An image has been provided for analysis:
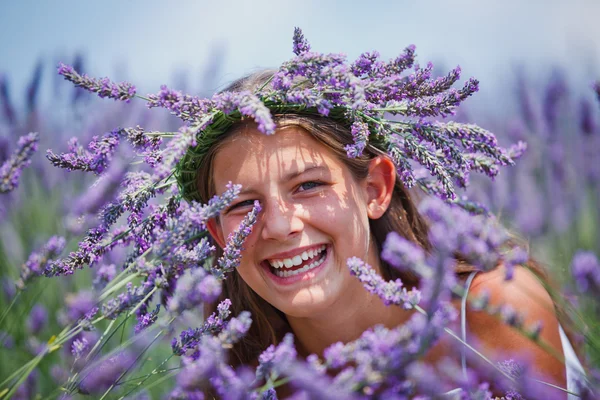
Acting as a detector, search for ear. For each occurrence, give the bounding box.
[207,218,226,249]
[365,156,396,220]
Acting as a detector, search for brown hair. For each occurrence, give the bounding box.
[194,71,575,377]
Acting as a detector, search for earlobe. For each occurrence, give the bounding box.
[207,218,226,249]
[366,156,396,220]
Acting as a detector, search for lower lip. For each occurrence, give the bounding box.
[262,246,329,286]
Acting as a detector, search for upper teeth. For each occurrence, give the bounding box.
[268,245,326,269]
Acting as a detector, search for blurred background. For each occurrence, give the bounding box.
[1,0,599,397]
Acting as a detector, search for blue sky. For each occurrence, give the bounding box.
[1,0,599,111]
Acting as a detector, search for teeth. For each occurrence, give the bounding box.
[273,252,326,278]
[268,245,327,269]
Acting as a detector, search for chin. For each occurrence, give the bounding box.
[276,287,340,318]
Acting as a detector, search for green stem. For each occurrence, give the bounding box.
[0,291,21,328]
[134,94,152,102]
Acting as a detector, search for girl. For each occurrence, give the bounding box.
[180,69,583,398]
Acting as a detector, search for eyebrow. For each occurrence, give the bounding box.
[236,165,328,196]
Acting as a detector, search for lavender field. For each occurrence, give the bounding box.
[1,4,600,398]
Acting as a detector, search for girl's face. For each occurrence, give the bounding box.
[208,124,391,318]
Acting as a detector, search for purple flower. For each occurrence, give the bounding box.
[256,333,297,382]
[93,263,117,290]
[60,290,97,324]
[44,227,106,276]
[217,311,252,346]
[71,337,89,359]
[381,231,426,273]
[168,268,223,315]
[292,27,311,55]
[27,304,48,335]
[146,84,212,122]
[78,351,136,394]
[0,73,16,125]
[18,235,66,288]
[46,130,120,175]
[213,90,276,134]
[344,119,370,158]
[0,132,39,194]
[214,201,261,279]
[171,299,233,356]
[57,62,136,102]
[134,304,160,334]
[347,256,421,309]
[102,282,154,320]
[571,250,600,296]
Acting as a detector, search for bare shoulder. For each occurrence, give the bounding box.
[464,264,567,388]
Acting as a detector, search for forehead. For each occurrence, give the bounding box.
[211,125,343,190]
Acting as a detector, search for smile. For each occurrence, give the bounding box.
[267,245,327,269]
[262,244,329,282]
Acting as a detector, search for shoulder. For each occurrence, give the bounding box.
[464,264,567,387]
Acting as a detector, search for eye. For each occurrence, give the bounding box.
[296,181,324,192]
[227,199,256,212]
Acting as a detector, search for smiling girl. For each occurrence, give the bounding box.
[175,67,588,397]
[161,27,591,397]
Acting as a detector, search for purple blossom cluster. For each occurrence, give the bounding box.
[169,311,255,399]
[167,267,222,315]
[18,235,66,288]
[214,200,261,279]
[53,27,522,206]
[0,132,39,193]
[57,62,136,102]
[171,298,233,356]
[571,251,600,296]
[46,131,120,175]
[4,27,597,400]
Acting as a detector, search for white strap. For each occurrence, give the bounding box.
[461,271,478,379]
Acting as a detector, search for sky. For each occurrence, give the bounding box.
[0,0,599,112]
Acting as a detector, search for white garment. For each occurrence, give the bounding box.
[458,271,586,399]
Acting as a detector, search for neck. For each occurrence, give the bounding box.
[285,280,414,359]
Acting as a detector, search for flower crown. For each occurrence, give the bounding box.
[53,27,525,214]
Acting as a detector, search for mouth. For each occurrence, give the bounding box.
[261,244,329,281]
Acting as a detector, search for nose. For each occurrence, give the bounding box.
[260,198,304,242]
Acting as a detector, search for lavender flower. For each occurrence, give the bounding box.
[78,351,136,394]
[46,130,120,175]
[102,282,154,320]
[168,268,223,315]
[26,304,48,335]
[0,132,39,194]
[93,263,117,291]
[146,84,212,122]
[134,304,160,334]
[594,81,600,104]
[213,90,276,134]
[217,311,252,346]
[59,290,97,325]
[214,200,261,279]
[347,256,421,308]
[292,26,311,55]
[71,337,89,360]
[171,299,233,357]
[256,333,297,382]
[18,235,66,288]
[344,119,370,158]
[58,62,136,102]
[44,227,106,276]
[0,73,16,125]
[571,250,600,296]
